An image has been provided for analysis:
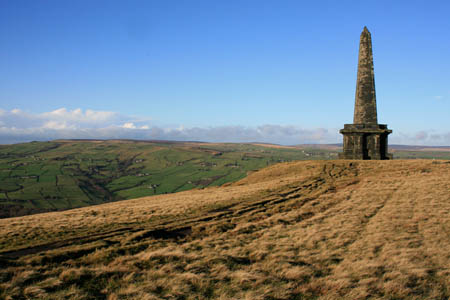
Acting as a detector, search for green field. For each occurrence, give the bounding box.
[0,140,339,218]
[0,140,448,218]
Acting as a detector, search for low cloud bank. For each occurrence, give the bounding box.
[389,131,450,146]
[0,108,449,146]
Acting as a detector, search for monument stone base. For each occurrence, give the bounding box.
[339,124,392,160]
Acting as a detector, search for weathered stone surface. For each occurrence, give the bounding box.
[340,27,392,160]
[354,27,378,125]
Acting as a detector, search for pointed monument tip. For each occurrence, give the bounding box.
[361,26,371,38]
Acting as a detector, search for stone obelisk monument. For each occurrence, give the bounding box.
[339,27,392,160]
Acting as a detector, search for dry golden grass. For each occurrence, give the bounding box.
[0,159,449,299]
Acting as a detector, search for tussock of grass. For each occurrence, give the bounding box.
[0,160,449,299]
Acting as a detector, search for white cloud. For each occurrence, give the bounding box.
[414,131,428,141]
[41,108,118,125]
[390,130,450,146]
[42,121,71,130]
[122,122,136,129]
[0,107,449,146]
[122,122,151,130]
[434,96,443,100]
[0,107,143,130]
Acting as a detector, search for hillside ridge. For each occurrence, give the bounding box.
[2,140,450,219]
[0,159,449,299]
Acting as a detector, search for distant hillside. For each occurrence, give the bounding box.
[296,143,450,152]
[1,140,449,218]
[0,160,448,299]
[389,144,450,151]
[0,140,337,218]
[296,143,450,159]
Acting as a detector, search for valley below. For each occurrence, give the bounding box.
[0,140,336,218]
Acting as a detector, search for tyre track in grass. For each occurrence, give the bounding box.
[0,163,356,261]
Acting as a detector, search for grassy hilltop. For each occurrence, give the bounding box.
[0,140,337,218]
[0,159,449,299]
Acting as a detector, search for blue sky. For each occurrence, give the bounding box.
[0,0,449,145]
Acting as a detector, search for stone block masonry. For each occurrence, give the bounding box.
[340,27,392,160]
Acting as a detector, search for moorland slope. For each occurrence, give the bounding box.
[0,159,449,299]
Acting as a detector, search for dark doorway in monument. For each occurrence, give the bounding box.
[362,134,369,159]
[380,134,387,159]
